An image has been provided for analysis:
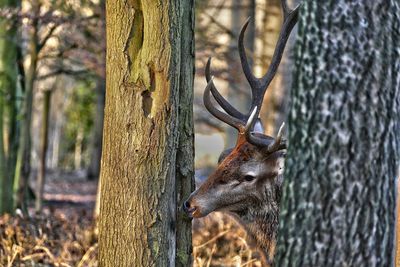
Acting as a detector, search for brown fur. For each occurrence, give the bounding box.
[186,139,285,265]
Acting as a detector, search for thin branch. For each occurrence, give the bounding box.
[36,69,90,80]
[202,12,236,38]
[38,23,59,52]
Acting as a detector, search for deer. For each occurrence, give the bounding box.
[183,1,299,265]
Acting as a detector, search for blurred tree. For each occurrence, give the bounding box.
[35,88,51,212]
[0,0,105,211]
[0,0,20,214]
[225,0,255,147]
[14,0,40,212]
[87,76,104,180]
[87,0,105,180]
[61,80,95,169]
[276,1,400,266]
[258,0,285,136]
[98,0,194,266]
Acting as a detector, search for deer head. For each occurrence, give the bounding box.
[184,1,299,264]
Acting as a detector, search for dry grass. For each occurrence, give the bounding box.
[0,212,97,267]
[0,210,260,267]
[193,212,262,267]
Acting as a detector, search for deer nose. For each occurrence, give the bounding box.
[183,200,196,214]
[183,200,190,212]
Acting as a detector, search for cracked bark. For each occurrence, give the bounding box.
[276,1,400,266]
[98,0,194,266]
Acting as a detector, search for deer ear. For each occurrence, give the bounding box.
[275,153,285,175]
[218,148,234,164]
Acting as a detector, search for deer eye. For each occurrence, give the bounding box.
[219,180,228,185]
[244,175,255,182]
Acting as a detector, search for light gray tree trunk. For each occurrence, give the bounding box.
[98,0,194,266]
[257,0,283,135]
[14,0,39,212]
[226,0,255,147]
[276,1,400,266]
[35,90,51,212]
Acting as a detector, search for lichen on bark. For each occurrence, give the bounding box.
[276,1,400,266]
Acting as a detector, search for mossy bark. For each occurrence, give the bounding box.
[0,0,20,214]
[276,1,400,266]
[87,77,105,180]
[98,0,194,266]
[14,1,39,212]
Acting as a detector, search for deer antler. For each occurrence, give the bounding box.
[203,77,244,131]
[204,0,299,153]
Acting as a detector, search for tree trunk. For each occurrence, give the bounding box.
[87,77,105,180]
[226,0,255,147]
[257,0,284,135]
[0,0,20,214]
[88,0,106,180]
[98,0,194,266]
[396,177,400,266]
[14,0,39,212]
[74,126,84,170]
[276,1,400,266]
[35,90,51,212]
[174,2,195,266]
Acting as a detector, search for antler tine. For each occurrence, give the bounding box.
[265,122,286,153]
[205,58,246,121]
[244,106,259,140]
[238,17,261,101]
[259,3,299,91]
[281,0,290,20]
[246,120,287,152]
[203,77,244,131]
[239,4,299,107]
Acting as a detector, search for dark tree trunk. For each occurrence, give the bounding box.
[35,90,51,212]
[98,0,194,266]
[87,0,105,181]
[0,0,20,214]
[14,0,39,212]
[174,2,195,265]
[276,1,400,266]
[87,77,105,180]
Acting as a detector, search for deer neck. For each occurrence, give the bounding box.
[245,208,279,265]
[232,182,281,265]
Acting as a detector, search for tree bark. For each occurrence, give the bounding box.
[14,0,39,212]
[174,2,195,266]
[226,0,255,147]
[257,0,284,135]
[98,0,194,266]
[35,90,51,212]
[87,77,105,180]
[87,0,106,180]
[276,1,400,266]
[0,0,20,214]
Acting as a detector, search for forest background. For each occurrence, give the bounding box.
[0,0,399,266]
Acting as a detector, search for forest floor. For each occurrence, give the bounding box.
[0,170,98,267]
[0,171,261,267]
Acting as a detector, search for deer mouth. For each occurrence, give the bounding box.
[191,208,202,218]
[183,204,200,218]
[186,207,204,218]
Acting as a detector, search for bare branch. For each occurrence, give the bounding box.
[36,69,90,81]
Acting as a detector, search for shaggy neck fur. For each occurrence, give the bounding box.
[231,180,281,266]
